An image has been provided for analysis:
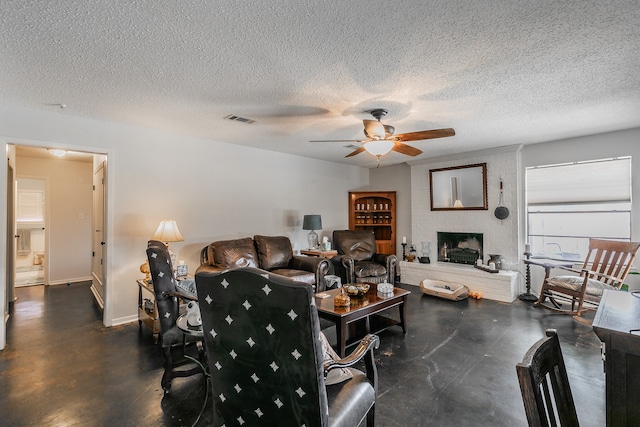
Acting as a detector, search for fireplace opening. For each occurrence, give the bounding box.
[437,232,483,265]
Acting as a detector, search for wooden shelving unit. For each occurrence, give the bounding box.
[349,191,396,255]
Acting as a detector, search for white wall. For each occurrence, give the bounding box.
[17,156,93,284]
[0,105,369,345]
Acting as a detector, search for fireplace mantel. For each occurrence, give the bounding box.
[399,261,519,303]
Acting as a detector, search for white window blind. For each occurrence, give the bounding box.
[527,157,631,205]
[526,156,632,260]
[17,190,45,222]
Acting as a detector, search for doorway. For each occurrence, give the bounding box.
[15,178,46,287]
[10,145,104,296]
[3,144,110,351]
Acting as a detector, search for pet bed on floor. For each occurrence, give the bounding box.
[420,279,469,301]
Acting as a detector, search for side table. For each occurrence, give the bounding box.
[300,249,338,259]
[176,312,209,426]
[521,257,574,302]
[137,278,160,343]
[176,313,204,338]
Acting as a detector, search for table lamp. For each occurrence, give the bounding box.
[151,219,184,269]
[303,214,322,250]
[152,220,184,246]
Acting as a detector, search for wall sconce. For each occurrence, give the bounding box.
[302,214,322,249]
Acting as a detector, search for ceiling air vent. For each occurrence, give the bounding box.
[224,114,255,124]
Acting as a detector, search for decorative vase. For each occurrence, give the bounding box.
[419,242,431,263]
[407,245,417,262]
[421,242,431,257]
[488,254,503,270]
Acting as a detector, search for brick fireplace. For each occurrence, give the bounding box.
[437,232,483,265]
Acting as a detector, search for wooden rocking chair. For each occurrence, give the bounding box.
[532,238,640,323]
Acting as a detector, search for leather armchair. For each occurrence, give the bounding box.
[332,230,397,284]
[195,267,380,426]
[195,235,331,291]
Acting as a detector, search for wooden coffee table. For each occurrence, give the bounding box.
[315,286,410,356]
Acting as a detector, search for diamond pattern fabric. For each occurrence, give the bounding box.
[196,268,328,426]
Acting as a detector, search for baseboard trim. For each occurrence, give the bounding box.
[48,276,92,286]
[89,284,104,309]
[112,315,138,326]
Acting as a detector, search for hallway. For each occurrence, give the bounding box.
[0,281,605,426]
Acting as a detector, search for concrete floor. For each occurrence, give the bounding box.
[0,281,605,426]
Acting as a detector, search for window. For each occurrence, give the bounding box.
[17,190,45,222]
[526,157,632,261]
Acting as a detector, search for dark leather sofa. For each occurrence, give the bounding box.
[195,235,332,291]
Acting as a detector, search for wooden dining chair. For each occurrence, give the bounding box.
[533,238,640,323]
[516,329,579,427]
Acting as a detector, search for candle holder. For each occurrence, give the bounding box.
[518,252,538,302]
[401,242,407,261]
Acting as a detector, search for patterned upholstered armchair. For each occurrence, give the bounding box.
[195,267,380,426]
[146,240,204,392]
[332,229,397,284]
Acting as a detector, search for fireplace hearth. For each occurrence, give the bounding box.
[437,232,483,265]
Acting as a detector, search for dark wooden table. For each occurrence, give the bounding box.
[315,287,410,356]
[593,290,640,426]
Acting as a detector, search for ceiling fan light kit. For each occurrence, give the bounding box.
[364,140,395,157]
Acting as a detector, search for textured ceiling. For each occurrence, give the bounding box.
[1,1,639,167]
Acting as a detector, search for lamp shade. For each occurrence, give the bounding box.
[302,214,322,231]
[152,220,184,243]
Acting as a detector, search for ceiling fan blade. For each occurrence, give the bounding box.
[345,147,366,158]
[363,119,386,140]
[393,128,456,142]
[392,143,423,156]
[309,139,366,142]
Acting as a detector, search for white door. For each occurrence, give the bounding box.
[90,162,106,308]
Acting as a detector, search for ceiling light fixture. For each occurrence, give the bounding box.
[363,140,394,158]
[48,149,67,157]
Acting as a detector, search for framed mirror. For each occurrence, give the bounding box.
[429,163,488,210]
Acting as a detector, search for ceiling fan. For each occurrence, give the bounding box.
[311,108,455,162]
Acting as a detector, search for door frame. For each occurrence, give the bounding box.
[90,160,106,308]
[0,138,114,350]
[5,158,15,316]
